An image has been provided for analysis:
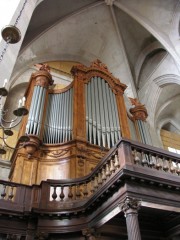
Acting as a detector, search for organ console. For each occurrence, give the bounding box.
[9,60,149,185]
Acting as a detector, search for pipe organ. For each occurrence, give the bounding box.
[10,60,149,185]
[85,77,121,148]
[27,85,47,137]
[43,87,73,144]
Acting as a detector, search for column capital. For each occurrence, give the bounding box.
[121,197,141,216]
[82,228,97,240]
[129,98,148,121]
[35,232,48,240]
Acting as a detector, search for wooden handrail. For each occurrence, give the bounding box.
[0,138,180,217]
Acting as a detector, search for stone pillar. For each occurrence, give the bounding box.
[82,229,97,240]
[121,197,141,240]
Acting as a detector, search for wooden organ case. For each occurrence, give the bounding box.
[10,60,131,185]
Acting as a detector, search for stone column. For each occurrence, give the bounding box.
[121,197,141,240]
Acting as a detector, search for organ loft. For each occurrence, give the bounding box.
[10,59,138,184]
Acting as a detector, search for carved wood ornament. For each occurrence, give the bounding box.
[129,97,148,121]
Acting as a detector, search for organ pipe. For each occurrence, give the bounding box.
[27,86,46,137]
[85,77,121,148]
[43,88,73,144]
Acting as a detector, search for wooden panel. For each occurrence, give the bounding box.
[116,94,131,138]
[73,74,86,141]
[37,160,71,184]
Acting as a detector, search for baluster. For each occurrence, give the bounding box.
[90,179,95,194]
[149,154,155,168]
[155,156,162,170]
[176,163,180,176]
[59,186,65,201]
[141,152,148,166]
[76,185,81,199]
[110,159,115,173]
[102,168,106,182]
[114,154,120,169]
[94,176,98,189]
[97,172,102,185]
[1,185,6,199]
[133,150,141,165]
[169,160,176,174]
[68,186,73,200]
[8,186,14,200]
[52,186,57,200]
[82,183,88,197]
[162,158,169,172]
[105,163,111,178]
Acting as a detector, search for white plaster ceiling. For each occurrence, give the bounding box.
[10,0,180,142]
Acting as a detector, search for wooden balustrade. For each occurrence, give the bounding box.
[0,181,17,201]
[47,152,120,203]
[0,138,179,215]
[130,140,180,176]
[0,180,32,213]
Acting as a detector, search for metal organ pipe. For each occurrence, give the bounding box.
[105,83,115,146]
[87,82,93,144]
[101,79,111,148]
[112,93,121,139]
[86,77,121,148]
[43,88,73,144]
[94,77,101,147]
[27,86,46,137]
[97,77,106,147]
[91,78,97,145]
